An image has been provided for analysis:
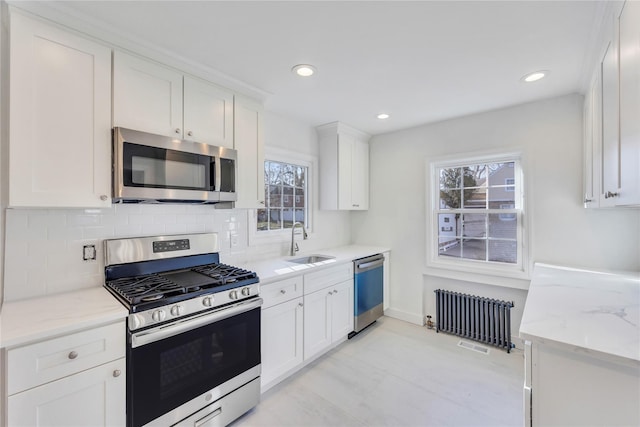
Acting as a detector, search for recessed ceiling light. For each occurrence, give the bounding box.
[521,70,548,83]
[377,113,390,119]
[292,64,316,77]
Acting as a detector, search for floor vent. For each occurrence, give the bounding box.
[458,340,490,354]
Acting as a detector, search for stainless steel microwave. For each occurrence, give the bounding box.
[112,127,237,204]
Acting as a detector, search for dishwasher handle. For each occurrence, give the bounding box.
[355,254,384,272]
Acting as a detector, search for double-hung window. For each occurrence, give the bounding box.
[257,159,310,232]
[429,153,526,277]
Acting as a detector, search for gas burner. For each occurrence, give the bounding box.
[141,294,164,302]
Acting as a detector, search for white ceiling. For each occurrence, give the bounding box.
[34,1,605,136]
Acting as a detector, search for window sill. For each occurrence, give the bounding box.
[424,263,530,290]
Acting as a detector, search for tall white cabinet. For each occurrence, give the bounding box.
[317,122,370,210]
[8,10,112,208]
[583,1,640,208]
[234,95,266,209]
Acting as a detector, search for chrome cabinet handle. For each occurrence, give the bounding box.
[187,131,193,137]
[604,191,619,199]
[298,302,303,307]
[175,128,181,134]
[100,195,108,201]
[280,289,286,294]
[584,198,593,203]
[113,369,121,378]
[68,351,78,360]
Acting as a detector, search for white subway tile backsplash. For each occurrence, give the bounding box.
[4,205,251,302]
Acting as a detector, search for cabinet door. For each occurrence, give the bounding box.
[303,288,332,361]
[234,95,265,208]
[330,279,354,342]
[600,35,621,207]
[583,71,601,208]
[9,12,111,208]
[183,76,234,148]
[618,0,640,206]
[337,133,355,210]
[351,138,370,210]
[261,297,303,389]
[8,358,126,427]
[113,50,183,138]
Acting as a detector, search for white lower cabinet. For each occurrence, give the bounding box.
[303,279,353,362]
[4,321,126,426]
[260,263,355,391]
[260,276,304,391]
[8,358,126,427]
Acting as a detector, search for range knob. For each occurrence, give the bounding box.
[241,287,251,296]
[170,305,183,317]
[202,296,214,307]
[151,309,166,322]
[129,314,143,330]
[229,290,239,300]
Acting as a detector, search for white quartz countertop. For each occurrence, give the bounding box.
[519,263,640,363]
[0,287,128,349]
[237,245,390,285]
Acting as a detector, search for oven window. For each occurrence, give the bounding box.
[128,306,260,427]
[124,142,212,191]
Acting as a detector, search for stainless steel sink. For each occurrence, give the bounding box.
[288,254,335,264]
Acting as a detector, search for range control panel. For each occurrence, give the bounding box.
[153,239,190,253]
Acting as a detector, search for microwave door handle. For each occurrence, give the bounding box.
[211,156,218,192]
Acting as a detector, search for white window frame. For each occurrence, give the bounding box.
[248,147,316,246]
[426,150,529,281]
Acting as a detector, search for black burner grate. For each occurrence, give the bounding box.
[193,264,258,284]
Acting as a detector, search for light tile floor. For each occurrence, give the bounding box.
[234,316,524,427]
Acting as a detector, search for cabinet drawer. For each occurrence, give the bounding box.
[7,321,125,395]
[261,276,303,309]
[304,263,353,295]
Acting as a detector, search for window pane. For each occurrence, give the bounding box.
[489,213,517,239]
[488,240,517,263]
[295,188,305,208]
[294,208,305,225]
[462,213,486,238]
[461,238,486,261]
[439,237,461,258]
[267,162,282,185]
[257,209,268,231]
[268,209,282,230]
[295,166,305,187]
[283,208,295,228]
[282,164,295,186]
[439,167,461,189]
[283,186,294,207]
[488,162,515,187]
[462,187,487,209]
[463,165,486,188]
[438,213,458,235]
[268,185,281,207]
[488,187,515,207]
[440,188,461,209]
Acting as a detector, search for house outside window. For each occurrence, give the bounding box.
[428,153,526,277]
[257,160,309,232]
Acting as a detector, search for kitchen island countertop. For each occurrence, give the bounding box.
[519,263,640,363]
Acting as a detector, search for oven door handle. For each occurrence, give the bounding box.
[131,297,263,348]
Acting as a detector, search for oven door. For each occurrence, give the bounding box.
[127,298,262,427]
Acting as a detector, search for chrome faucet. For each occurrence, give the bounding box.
[290,222,308,256]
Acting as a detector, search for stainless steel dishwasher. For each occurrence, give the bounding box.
[350,254,384,337]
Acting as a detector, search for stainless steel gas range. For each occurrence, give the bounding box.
[103,233,262,427]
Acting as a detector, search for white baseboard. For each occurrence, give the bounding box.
[384,308,424,326]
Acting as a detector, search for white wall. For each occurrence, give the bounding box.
[1,111,352,302]
[351,94,640,332]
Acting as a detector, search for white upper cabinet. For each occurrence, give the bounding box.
[183,76,234,148]
[234,95,265,209]
[113,51,234,148]
[113,50,183,138]
[317,122,370,210]
[9,11,112,208]
[583,1,640,208]
[618,1,640,206]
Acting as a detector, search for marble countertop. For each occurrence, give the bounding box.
[0,287,128,349]
[237,245,390,285]
[519,263,640,363]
